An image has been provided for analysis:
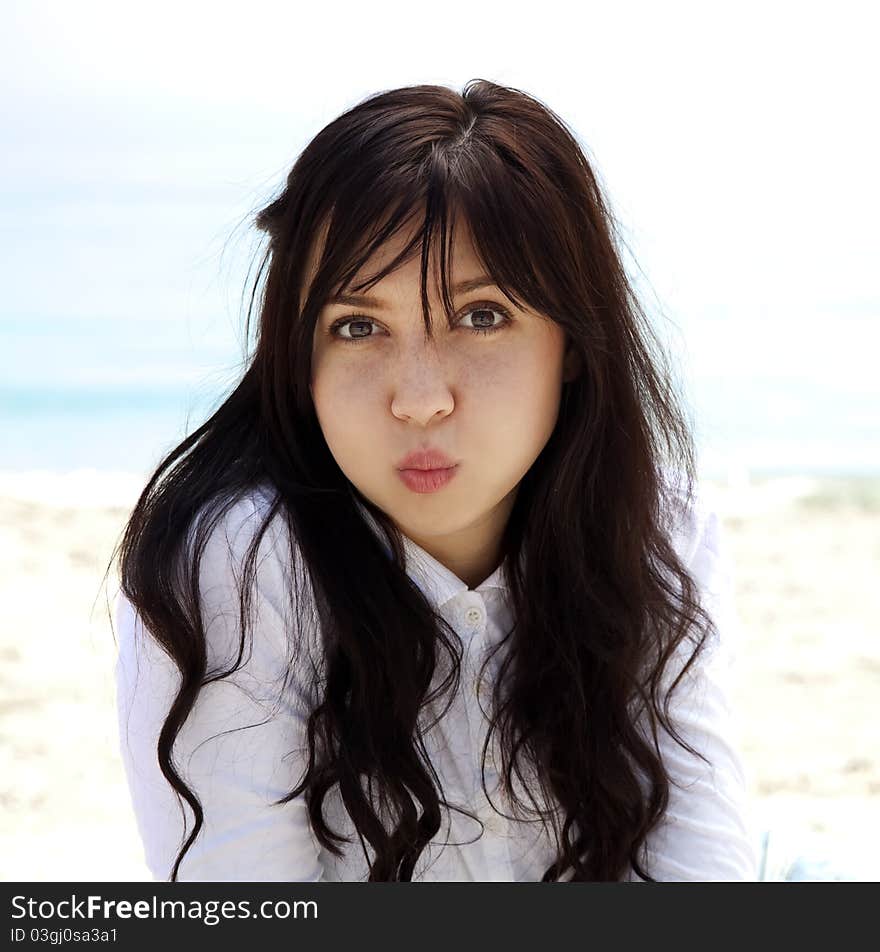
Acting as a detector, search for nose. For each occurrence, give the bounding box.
[390,336,455,425]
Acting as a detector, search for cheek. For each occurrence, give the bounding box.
[506,343,566,433]
[310,363,382,453]
[312,348,365,404]
[475,344,563,407]
[459,354,560,457]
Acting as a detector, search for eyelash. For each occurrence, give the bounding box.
[327,302,512,345]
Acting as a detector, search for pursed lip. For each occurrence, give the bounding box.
[396,448,458,471]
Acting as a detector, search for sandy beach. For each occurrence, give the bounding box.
[1,469,877,881]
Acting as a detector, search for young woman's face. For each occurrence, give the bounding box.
[308,217,578,586]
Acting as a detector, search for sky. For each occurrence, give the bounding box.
[1,0,878,474]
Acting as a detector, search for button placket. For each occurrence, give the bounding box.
[468,592,516,879]
[446,592,496,879]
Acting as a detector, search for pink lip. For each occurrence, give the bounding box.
[397,465,458,494]
[396,448,457,471]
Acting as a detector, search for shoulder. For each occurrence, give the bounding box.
[659,469,739,673]
[115,480,295,658]
[660,467,723,573]
[192,480,297,607]
[194,480,284,562]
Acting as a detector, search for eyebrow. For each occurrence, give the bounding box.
[328,276,498,309]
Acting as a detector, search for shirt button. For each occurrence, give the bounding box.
[464,606,484,627]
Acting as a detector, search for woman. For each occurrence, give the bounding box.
[112,78,758,882]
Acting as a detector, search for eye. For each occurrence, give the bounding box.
[329,318,378,342]
[327,301,512,345]
[457,304,512,335]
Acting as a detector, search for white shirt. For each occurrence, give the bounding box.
[114,481,759,881]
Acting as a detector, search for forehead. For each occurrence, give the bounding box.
[303,209,484,304]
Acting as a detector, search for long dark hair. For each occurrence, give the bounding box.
[111,78,715,881]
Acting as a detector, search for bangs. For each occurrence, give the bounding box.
[299,156,553,339]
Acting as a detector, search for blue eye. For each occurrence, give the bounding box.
[328,302,512,344]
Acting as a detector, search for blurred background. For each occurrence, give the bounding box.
[1,0,877,880]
